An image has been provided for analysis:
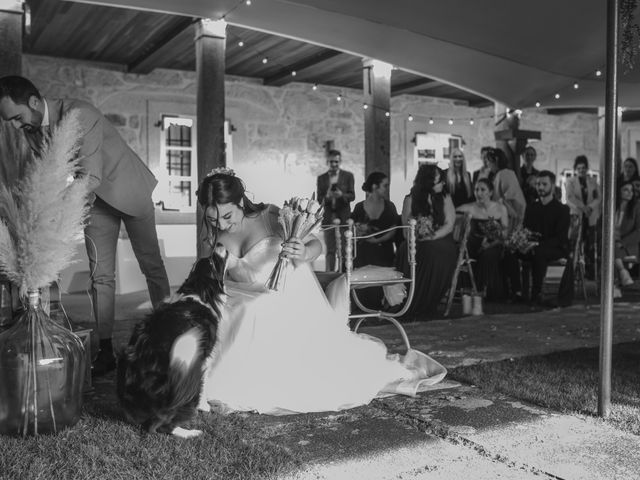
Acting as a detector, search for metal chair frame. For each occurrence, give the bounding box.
[444,213,477,317]
[342,219,417,351]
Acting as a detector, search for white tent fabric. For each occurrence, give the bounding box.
[77,0,640,108]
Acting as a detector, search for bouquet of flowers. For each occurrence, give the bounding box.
[479,217,506,243]
[265,195,324,291]
[415,215,436,241]
[504,227,540,254]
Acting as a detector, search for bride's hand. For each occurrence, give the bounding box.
[282,237,307,263]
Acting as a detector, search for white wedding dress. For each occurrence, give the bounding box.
[200,208,446,415]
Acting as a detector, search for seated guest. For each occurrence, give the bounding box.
[565,155,600,279]
[616,157,640,194]
[520,171,571,304]
[472,146,494,185]
[397,164,457,319]
[520,146,540,205]
[487,148,527,228]
[456,178,509,300]
[614,182,640,293]
[445,148,474,207]
[350,172,399,308]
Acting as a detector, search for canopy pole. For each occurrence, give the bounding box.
[599,0,619,418]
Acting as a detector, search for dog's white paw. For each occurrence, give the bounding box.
[171,427,203,439]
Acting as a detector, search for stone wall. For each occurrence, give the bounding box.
[24,54,602,208]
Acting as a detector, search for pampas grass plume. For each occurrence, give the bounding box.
[0,110,90,296]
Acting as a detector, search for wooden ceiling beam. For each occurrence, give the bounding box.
[128,16,195,74]
[263,49,343,86]
[391,78,439,96]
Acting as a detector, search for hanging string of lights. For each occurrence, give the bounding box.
[216,0,604,123]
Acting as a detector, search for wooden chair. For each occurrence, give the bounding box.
[444,213,477,317]
[341,219,417,351]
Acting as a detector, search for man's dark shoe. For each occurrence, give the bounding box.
[92,348,116,376]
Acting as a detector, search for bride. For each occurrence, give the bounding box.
[197,169,446,415]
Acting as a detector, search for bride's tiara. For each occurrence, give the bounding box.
[206,167,235,177]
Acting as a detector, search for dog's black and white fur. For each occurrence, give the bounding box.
[116,254,226,438]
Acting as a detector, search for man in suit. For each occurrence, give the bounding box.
[520,170,571,305]
[316,149,355,271]
[0,76,170,375]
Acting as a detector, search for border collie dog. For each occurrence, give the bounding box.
[116,254,226,438]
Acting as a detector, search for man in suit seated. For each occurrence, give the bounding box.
[0,76,170,375]
[316,149,355,271]
[519,170,571,305]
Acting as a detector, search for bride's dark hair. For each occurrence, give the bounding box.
[197,173,266,248]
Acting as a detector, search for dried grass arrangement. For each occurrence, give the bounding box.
[0,110,90,296]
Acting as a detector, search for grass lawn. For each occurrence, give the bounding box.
[448,341,640,436]
[0,373,300,480]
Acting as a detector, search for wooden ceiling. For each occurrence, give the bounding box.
[23,0,492,107]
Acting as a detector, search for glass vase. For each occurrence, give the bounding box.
[0,289,85,436]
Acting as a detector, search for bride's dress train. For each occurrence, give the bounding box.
[200,217,446,415]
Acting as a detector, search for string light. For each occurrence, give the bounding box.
[362,103,368,109]
[448,119,453,125]
[469,119,474,125]
[291,71,297,77]
[385,111,390,117]
[573,82,579,89]
[312,84,318,91]
[245,0,251,5]
[238,40,244,47]
[535,102,541,108]
[596,69,602,77]
[554,93,560,99]
[428,118,434,125]
[262,57,268,64]
[336,93,343,101]
[408,114,414,121]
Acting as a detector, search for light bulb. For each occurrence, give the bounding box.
[469,119,474,125]
[291,71,297,77]
[363,104,368,110]
[535,101,541,108]
[448,119,453,125]
[262,57,268,64]
[408,114,414,121]
[245,0,252,5]
[596,69,602,77]
[573,82,579,89]
[238,41,244,47]
[554,93,560,99]
[337,94,342,101]
[385,111,390,117]
[428,118,434,125]
[312,84,318,91]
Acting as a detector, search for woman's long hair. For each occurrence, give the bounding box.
[410,164,447,226]
[196,173,266,248]
[616,180,637,218]
[446,149,472,198]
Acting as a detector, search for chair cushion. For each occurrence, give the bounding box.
[351,265,404,282]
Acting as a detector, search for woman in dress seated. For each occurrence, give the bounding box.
[456,178,509,301]
[350,172,399,309]
[197,169,446,415]
[614,181,640,296]
[397,164,457,319]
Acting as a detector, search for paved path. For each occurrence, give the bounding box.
[62,291,640,480]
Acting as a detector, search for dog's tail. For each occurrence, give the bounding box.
[168,327,206,406]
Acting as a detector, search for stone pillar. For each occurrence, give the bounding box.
[362,59,391,184]
[0,0,22,77]
[195,18,226,257]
